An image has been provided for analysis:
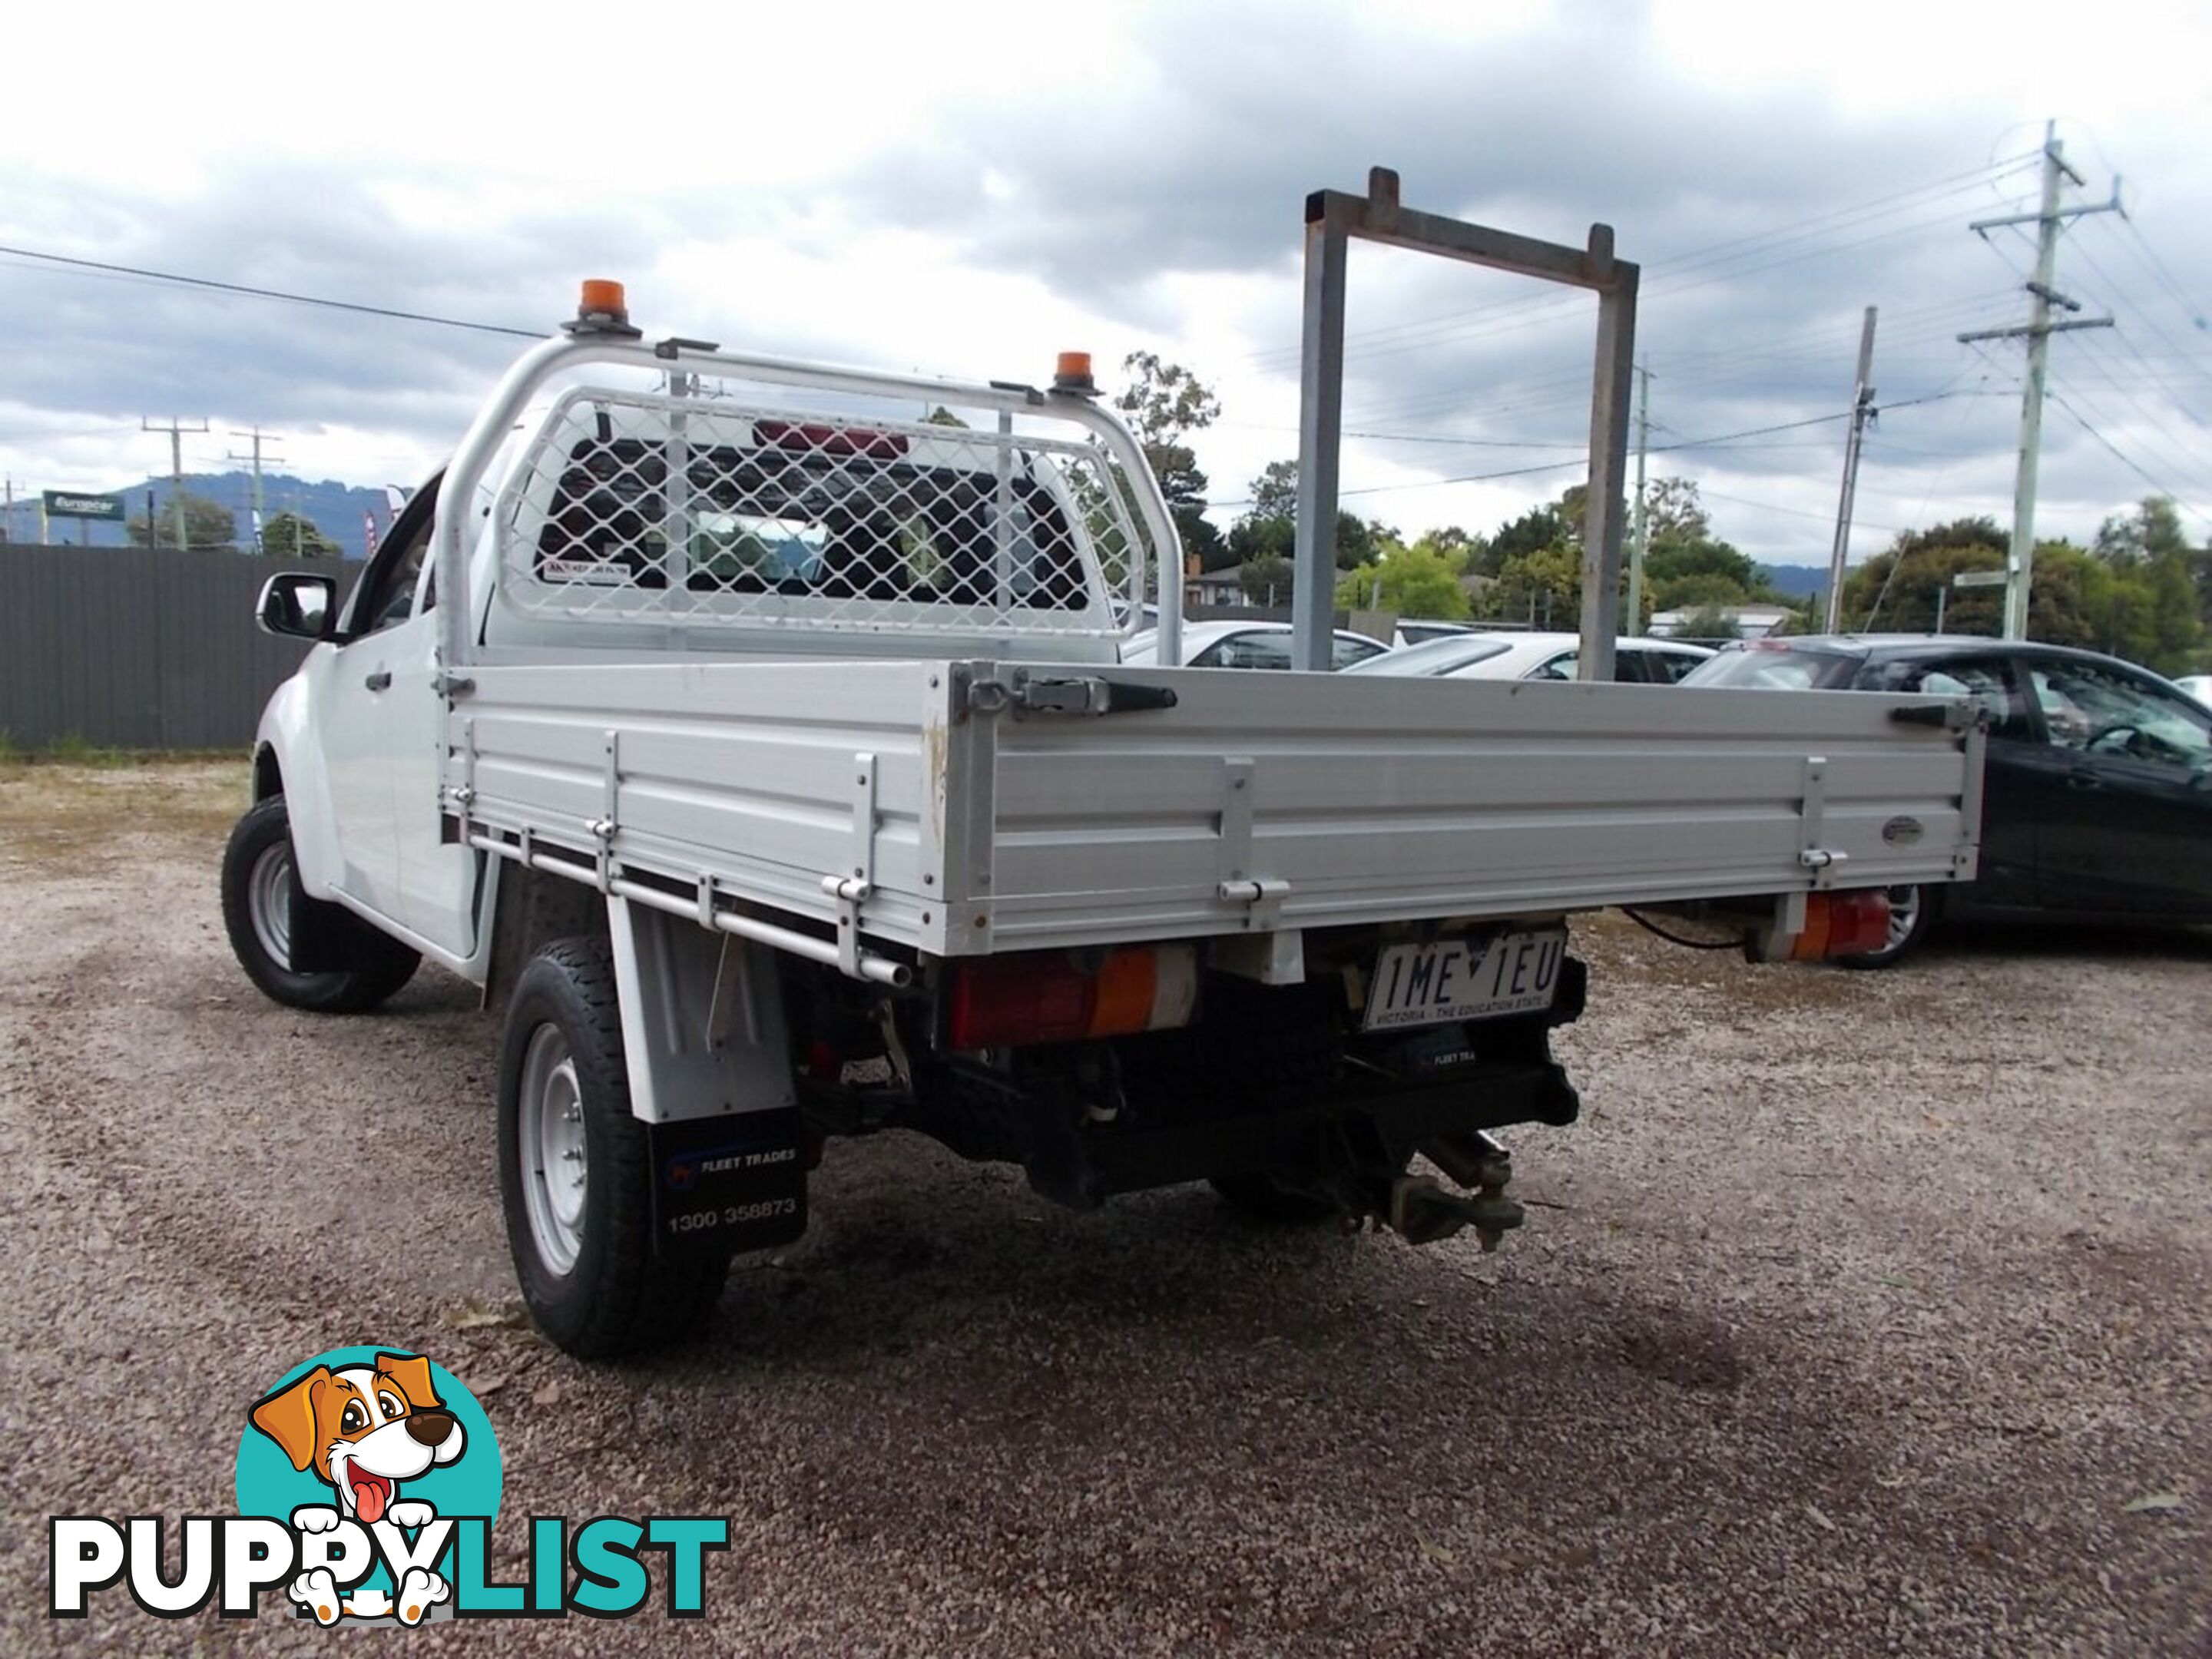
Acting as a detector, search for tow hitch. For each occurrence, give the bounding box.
[1389,1132,1525,1250]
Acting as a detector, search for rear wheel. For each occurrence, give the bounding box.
[1836,882,1936,969]
[498,938,728,1358]
[220,796,419,1012]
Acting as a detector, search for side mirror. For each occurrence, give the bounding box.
[257,572,336,641]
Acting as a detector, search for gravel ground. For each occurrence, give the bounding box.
[1,760,2205,1656]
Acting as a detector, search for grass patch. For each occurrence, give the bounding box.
[0,757,248,874]
[42,733,137,769]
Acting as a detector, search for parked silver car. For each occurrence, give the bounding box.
[1343,631,1715,684]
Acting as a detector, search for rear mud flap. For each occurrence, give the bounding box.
[647,1106,807,1263]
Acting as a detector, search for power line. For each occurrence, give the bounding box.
[1316,193,2037,382]
[2114,214,2210,338]
[1698,486,1906,535]
[1212,394,1978,508]
[0,243,541,339]
[2064,339,2212,494]
[1238,153,2041,373]
[2046,366,2212,512]
[2064,236,2212,422]
[0,418,140,438]
[1211,421,1587,451]
[1337,293,2011,429]
[2044,388,2212,529]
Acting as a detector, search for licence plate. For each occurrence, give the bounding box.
[1363,929,1568,1032]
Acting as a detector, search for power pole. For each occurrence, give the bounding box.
[1823,306,1879,634]
[142,417,210,550]
[1628,360,1652,632]
[1957,121,2118,639]
[227,426,285,554]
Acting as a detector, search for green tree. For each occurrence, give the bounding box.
[1246,459,1299,522]
[922,406,969,428]
[1836,516,2197,670]
[1336,543,1471,620]
[1115,352,1221,448]
[1646,539,1758,611]
[128,490,237,553]
[1641,476,1713,548]
[1226,513,1294,566]
[1227,460,1386,573]
[1554,476,1705,555]
[1144,439,1227,571]
[2144,547,2204,673]
[2091,496,2204,671]
[1840,518,2007,633]
[1238,552,1294,605]
[2025,543,2119,651]
[1180,511,1228,572]
[2092,496,2187,568]
[261,512,342,559]
[1113,355,1227,583]
[1410,525,1482,574]
[1488,544,1582,626]
[1485,502,1571,578]
[1333,514,1389,571]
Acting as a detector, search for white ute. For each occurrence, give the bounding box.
[226,283,1986,1358]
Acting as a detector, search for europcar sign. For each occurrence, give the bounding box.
[42,491,125,522]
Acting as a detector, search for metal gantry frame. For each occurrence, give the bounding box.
[1291,168,1641,678]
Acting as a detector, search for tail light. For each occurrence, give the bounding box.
[1790,890,1892,960]
[948,946,1198,1051]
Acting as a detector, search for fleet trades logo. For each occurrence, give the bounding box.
[49,1346,727,1625]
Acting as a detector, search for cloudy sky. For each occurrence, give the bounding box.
[2,0,2207,568]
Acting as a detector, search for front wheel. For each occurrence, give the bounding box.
[497,938,728,1358]
[1836,883,1937,969]
[220,796,419,1012]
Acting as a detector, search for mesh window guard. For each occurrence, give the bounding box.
[496,388,1151,637]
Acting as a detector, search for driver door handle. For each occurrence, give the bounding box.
[2066,768,2103,791]
[364,671,392,692]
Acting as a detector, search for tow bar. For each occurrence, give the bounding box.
[1391,1132,1525,1251]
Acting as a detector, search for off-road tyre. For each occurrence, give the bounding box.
[220,796,420,1012]
[497,937,730,1359]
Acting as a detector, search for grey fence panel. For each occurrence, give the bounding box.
[0,544,359,750]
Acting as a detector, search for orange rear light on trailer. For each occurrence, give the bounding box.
[1790,890,1891,960]
[948,945,1198,1051]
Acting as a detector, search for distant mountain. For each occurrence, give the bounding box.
[4,470,399,558]
[1756,562,1827,599]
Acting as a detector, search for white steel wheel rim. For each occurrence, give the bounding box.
[248,842,295,968]
[1883,886,1922,953]
[519,1023,589,1277]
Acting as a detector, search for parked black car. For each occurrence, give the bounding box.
[1681,635,2212,965]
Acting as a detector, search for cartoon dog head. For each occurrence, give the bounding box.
[250,1353,465,1525]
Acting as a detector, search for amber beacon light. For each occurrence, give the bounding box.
[565,279,641,339]
[1052,350,1098,394]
